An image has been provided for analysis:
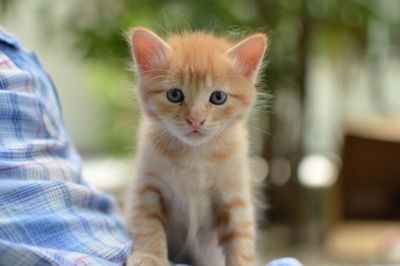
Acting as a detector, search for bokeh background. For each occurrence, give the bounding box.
[1,0,400,265]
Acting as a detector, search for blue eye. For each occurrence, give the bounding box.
[166,88,184,103]
[209,91,227,105]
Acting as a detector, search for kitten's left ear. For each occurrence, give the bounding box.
[226,33,268,83]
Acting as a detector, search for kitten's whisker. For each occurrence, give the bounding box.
[249,124,273,137]
[138,68,168,74]
[151,128,170,150]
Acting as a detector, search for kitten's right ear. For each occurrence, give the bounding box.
[130,27,170,75]
[226,33,267,83]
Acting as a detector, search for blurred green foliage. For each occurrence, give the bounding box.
[57,0,397,155]
[0,0,13,15]
[1,0,399,155]
[86,61,137,154]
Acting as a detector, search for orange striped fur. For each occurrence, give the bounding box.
[126,27,267,266]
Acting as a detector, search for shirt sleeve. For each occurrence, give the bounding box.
[0,30,131,266]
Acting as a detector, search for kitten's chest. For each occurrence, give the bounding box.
[164,155,215,195]
[162,159,217,227]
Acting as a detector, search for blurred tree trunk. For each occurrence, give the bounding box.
[257,0,312,244]
[292,0,311,244]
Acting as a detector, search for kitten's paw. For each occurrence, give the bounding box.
[126,253,169,266]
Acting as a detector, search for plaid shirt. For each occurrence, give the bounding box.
[0,29,131,265]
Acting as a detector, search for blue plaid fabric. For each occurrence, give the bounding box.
[0,29,131,265]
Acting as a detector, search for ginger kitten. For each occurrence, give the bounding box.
[126,27,267,266]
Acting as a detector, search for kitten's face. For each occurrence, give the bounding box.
[131,29,267,146]
[141,69,255,146]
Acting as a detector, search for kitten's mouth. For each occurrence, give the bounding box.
[178,128,212,145]
[186,129,204,137]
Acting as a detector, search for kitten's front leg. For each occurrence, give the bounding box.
[127,177,169,266]
[216,189,257,266]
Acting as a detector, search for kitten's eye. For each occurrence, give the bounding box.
[166,88,184,103]
[209,91,227,105]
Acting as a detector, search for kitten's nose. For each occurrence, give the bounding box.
[186,118,205,128]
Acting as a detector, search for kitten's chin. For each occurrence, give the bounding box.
[179,132,211,146]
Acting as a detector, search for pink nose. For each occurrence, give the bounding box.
[186,118,205,128]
